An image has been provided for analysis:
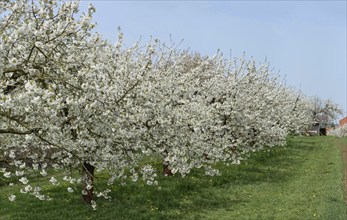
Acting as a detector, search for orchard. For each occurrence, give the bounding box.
[0,0,343,210]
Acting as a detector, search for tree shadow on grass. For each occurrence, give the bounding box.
[210,138,318,187]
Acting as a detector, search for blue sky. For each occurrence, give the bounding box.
[80,0,346,115]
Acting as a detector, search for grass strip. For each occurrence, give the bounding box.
[0,136,346,219]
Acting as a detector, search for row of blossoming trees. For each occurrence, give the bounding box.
[0,0,339,207]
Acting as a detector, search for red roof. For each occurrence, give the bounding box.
[339,116,347,126]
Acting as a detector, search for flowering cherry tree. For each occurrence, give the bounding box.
[0,0,159,205]
[310,96,343,128]
[327,124,347,137]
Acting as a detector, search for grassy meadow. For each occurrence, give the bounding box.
[0,136,346,219]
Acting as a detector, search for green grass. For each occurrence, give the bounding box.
[0,136,346,219]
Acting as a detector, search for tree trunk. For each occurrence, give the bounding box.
[82,162,95,204]
[163,162,172,176]
[162,150,172,176]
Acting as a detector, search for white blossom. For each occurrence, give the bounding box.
[15,171,24,176]
[3,172,11,178]
[8,195,16,202]
[9,151,16,159]
[19,177,29,185]
[91,200,97,210]
[40,170,47,177]
[49,177,58,185]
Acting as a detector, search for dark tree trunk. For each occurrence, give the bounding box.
[82,162,95,204]
[163,162,172,176]
[320,128,327,136]
[162,149,173,176]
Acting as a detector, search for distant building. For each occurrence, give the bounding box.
[339,116,347,126]
[308,114,344,136]
[308,114,329,136]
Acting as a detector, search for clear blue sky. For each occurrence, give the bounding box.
[80,0,347,116]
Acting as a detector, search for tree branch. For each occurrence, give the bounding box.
[0,128,32,135]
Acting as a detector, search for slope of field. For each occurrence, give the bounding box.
[0,136,346,219]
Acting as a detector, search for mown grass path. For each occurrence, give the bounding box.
[335,137,347,204]
[0,136,346,219]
